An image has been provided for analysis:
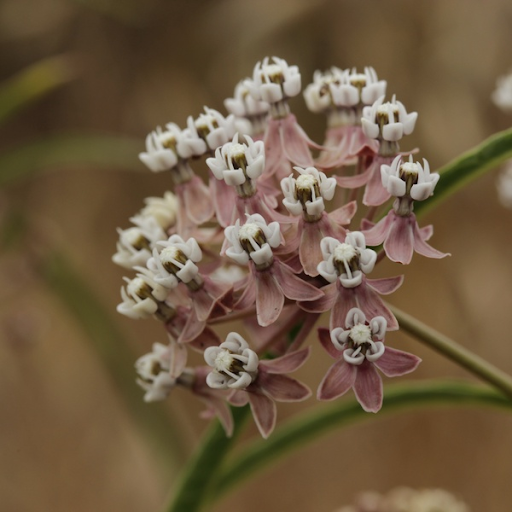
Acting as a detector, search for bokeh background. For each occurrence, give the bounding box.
[2,0,512,511]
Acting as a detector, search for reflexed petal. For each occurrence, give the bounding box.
[299,282,336,313]
[260,347,311,373]
[331,285,358,330]
[374,346,422,377]
[169,338,188,379]
[353,362,383,413]
[383,213,415,264]
[328,200,357,226]
[255,270,284,326]
[355,281,398,331]
[176,310,206,344]
[248,392,277,439]
[272,261,324,301]
[280,114,315,167]
[188,327,221,352]
[258,372,311,402]
[362,210,393,247]
[211,177,237,227]
[318,327,341,359]
[181,175,214,224]
[366,275,404,295]
[335,165,372,189]
[234,272,257,310]
[362,159,392,206]
[229,389,249,406]
[412,219,450,260]
[202,395,234,437]
[300,223,325,276]
[317,358,356,401]
[418,224,434,241]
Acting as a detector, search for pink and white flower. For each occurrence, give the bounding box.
[363,155,449,264]
[317,308,421,412]
[281,166,356,276]
[224,214,323,326]
[205,332,311,438]
[301,232,401,331]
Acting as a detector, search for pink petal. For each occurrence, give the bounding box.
[419,224,433,241]
[300,222,325,276]
[412,217,450,260]
[362,210,393,247]
[280,114,315,168]
[374,346,422,377]
[188,326,221,352]
[355,280,398,331]
[264,118,284,175]
[347,126,379,157]
[366,275,404,295]
[255,269,284,326]
[176,309,206,344]
[328,200,357,226]
[318,327,340,359]
[383,213,415,265]
[331,284,358,330]
[243,304,301,352]
[229,389,249,406]
[299,282,336,313]
[260,347,311,374]
[234,272,257,310]
[201,395,234,437]
[248,391,277,439]
[272,261,324,302]
[168,338,188,379]
[181,175,214,224]
[335,165,372,189]
[353,362,383,413]
[191,278,231,322]
[362,158,392,206]
[317,358,356,401]
[257,372,311,402]
[210,176,237,227]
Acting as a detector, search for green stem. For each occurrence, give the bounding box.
[415,126,512,217]
[210,380,512,502]
[164,406,250,512]
[390,305,512,399]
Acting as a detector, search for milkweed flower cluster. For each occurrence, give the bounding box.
[113,56,449,438]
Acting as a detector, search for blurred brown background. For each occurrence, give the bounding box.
[1,0,512,511]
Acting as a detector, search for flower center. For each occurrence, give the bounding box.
[123,228,151,251]
[262,64,284,84]
[333,243,360,279]
[376,102,399,124]
[349,324,372,346]
[127,277,153,299]
[238,222,267,253]
[160,246,187,274]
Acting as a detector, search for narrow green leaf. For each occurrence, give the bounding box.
[0,133,143,187]
[210,380,512,501]
[0,55,78,125]
[164,406,250,512]
[416,127,512,216]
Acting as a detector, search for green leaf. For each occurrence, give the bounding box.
[163,406,250,512]
[0,133,143,187]
[0,55,78,125]
[415,127,512,217]
[210,380,512,502]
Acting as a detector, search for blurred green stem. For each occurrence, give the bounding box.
[390,305,512,400]
[210,380,512,503]
[164,406,250,512]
